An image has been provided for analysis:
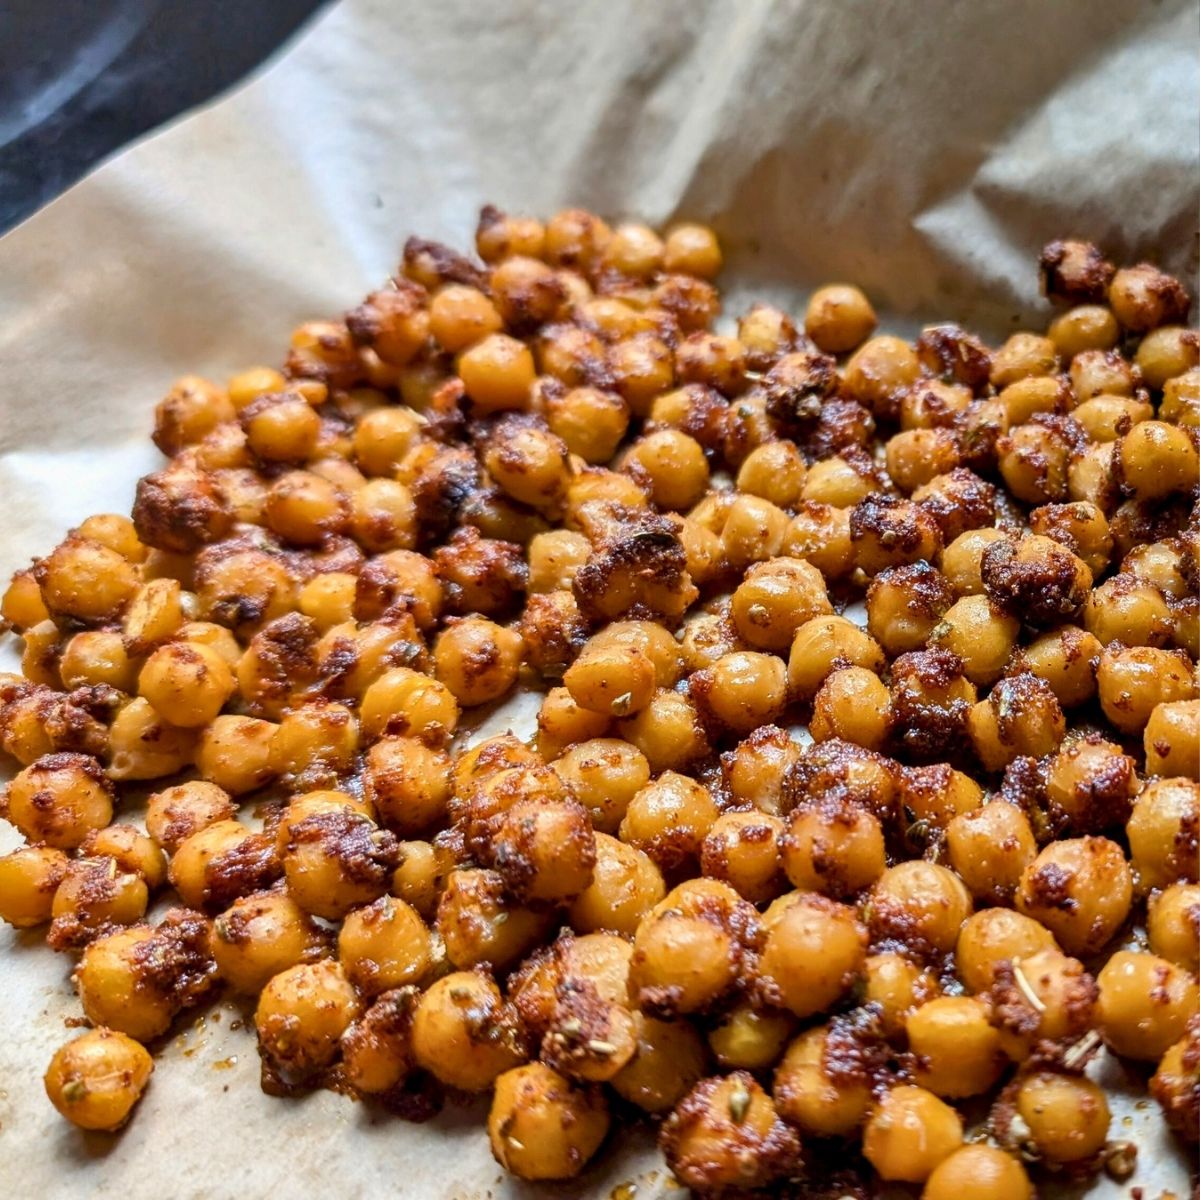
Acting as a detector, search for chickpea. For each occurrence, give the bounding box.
[869,862,972,957]
[354,737,449,837]
[621,429,709,511]
[940,527,1008,597]
[1043,734,1138,834]
[735,441,806,508]
[47,856,149,950]
[340,985,418,1095]
[137,641,234,728]
[1127,777,1200,890]
[619,771,719,871]
[1145,699,1200,780]
[1030,500,1112,579]
[568,833,665,937]
[0,846,69,928]
[774,1023,872,1138]
[255,959,361,1075]
[866,561,954,656]
[1097,644,1195,734]
[809,666,892,750]
[195,547,296,636]
[990,332,1058,388]
[758,891,866,1017]
[1151,1025,1200,1142]
[1148,883,1200,972]
[1115,419,1199,500]
[781,798,885,898]
[547,739,642,835]
[700,811,786,904]
[955,908,1057,993]
[906,996,1004,1097]
[5,753,113,849]
[602,1013,707,1116]
[1016,836,1133,956]
[922,1145,1033,1200]
[1048,303,1119,359]
[660,222,722,278]
[1011,625,1101,708]
[240,391,321,462]
[35,535,140,622]
[169,818,278,912]
[274,791,375,856]
[1072,393,1153,442]
[689,650,788,735]
[1068,440,1120,510]
[786,615,883,703]
[945,802,1036,906]
[544,385,629,463]
[721,494,789,568]
[850,495,942,577]
[802,283,877,353]
[737,304,798,371]
[981,533,1092,629]
[659,1073,801,1194]
[437,868,549,971]
[719,727,798,819]
[563,640,655,719]
[843,335,921,417]
[535,685,609,759]
[1162,366,1200,426]
[674,331,746,395]
[337,895,432,996]
[619,688,709,773]
[193,714,277,796]
[1,568,49,630]
[482,419,570,516]
[211,890,327,994]
[730,557,832,652]
[429,616,522,708]
[457,333,536,413]
[1108,262,1191,332]
[863,1085,963,1183]
[801,453,878,507]
[886,428,962,495]
[475,205,546,263]
[411,970,522,1091]
[607,333,674,415]
[360,667,459,744]
[44,1029,154,1132]
[997,417,1079,504]
[865,952,941,1035]
[888,647,978,762]
[490,796,596,902]
[1095,949,1199,1062]
[968,672,1066,772]
[783,502,854,579]
[1013,1071,1110,1163]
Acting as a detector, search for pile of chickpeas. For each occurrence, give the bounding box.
[1,209,1198,1197]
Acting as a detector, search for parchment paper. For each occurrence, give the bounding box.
[1,1,1198,1195]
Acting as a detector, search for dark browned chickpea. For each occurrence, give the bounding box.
[866,561,954,657]
[1043,734,1138,833]
[701,811,786,904]
[781,797,885,898]
[1017,836,1132,956]
[869,861,972,957]
[1097,644,1195,734]
[956,907,1057,993]
[139,641,234,728]
[475,205,545,263]
[1128,777,1200,890]
[850,494,943,577]
[1108,262,1191,332]
[863,1085,964,1183]
[437,869,550,971]
[981,533,1092,628]
[630,880,760,1016]
[997,415,1083,504]
[255,959,361,1076]
[660,1072,801,1194]
[1039,239,1115,303]
[759,890,866,1017]
[968,672,1066,772]
[888,648,978,762]
[689,650,788,735]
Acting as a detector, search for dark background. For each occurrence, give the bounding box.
[0,0,329,234]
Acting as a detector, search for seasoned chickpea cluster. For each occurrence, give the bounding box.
[2,216,1197,1194]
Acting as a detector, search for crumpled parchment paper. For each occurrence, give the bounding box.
[1,0,1197,1195]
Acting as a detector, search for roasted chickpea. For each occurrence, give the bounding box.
[869,862,972,957]
[563,638,655,719]
[1011,625,1101,708]
[701,811,786,904]
[866,561,954,656]
[955,908,1057,993]
[1016,836,1133,956]
[337,895,432,995]
[801,283,876,353]
[660,1073,801,1195]
[622,429,709,511]
[35,535,139,622]
[1,568,49,630]
[1115,419,1199,500]
[210,890,327,994]
[339,985,418,1094]
[550,738,646,834]
[689,650,788,735]
[758,890,866,1017]
[544,385,629,463]
[437,868,549,971]
[981,533,1092,629]
[922,1145,1032,1200]
[46,855,149,950]
[568,833,664,937]
[863,1085,963,1183]
[906,996,1003,1097]
[1013,1071,1110,1164]
[1127,777,1200,890]
[431,617,522,707]
[810,666,892,750]
[360,667,459,744]
[945,801,1036,905]
[0,845,69,928]
[786,615,883,703]
[45,1029,153,1132]
[968,672,1066,771]
[888,648,978,762]
[801,453,878,507]
[255,959,361,1075]
[457,333,536,413]
[781,798,886,898]
[1095,949,1198,1062]
[619,771,720,872]
[731,556,831,652]
[721,494,789,568]
[1043,734,1138,834]
[660,222,722,278]
[191,714,276,796]
[843,335,921,417]
[1108,262,1191,332]
[720,727,800,818]
[783,501,855,579]
[1149,883,1200,972]
[1151,1025,1200,1142]
[850,495,942,577]
[5,753,113,850]
[774,1023,872,1138]
[1097,644,1195,734]
[618,688,708,773]
[940,527,1009,597]
[535,685,610,759]
[865,952,941,1034]
[735,440,806,508]
[1145,699,1200,780]
[137,641,234,729]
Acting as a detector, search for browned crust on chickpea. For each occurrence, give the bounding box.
[1038,240,1116,304]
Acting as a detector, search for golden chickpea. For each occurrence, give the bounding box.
[1011,625,1101,708]
[758,890,867,1017]
[535,685,610,759]
[339,985,418,1095]
[801,453,877,507]
[1148,883,1200,972]
[337,895,432,996]
[786,615,884,703]
[619,771,720,871]
[843,335,921,416]
[781,798,886,898]
[430,617,522,707]
[239,391,321,463]
[736,303,798,371]
[1115,419,1199,500]
[346,478,417,553]
[609,1013,708,1114]
[45,1029,154,1132]
[1096,949,1198,1062]
[774,1023,872,1138]
[1127,777,1200,890]
[352,406,422,477]
[193,714,277,796]
[1162,366,1200,426]
[850,495,943,577]
[1048,303,1119,359]
[690,650,788,735]
[425,284,501,352]
[1108,262,1191,332]
[990,332,1058,388]
[490,796,596,903]
[1017,836,1133,956]
[568,833,665,937]
[1072,393,1153,442]
[391,840,442,920]
[955,908,1057,993]
[551,738,647,834]
[700,811,786,904]
[735,441,806,509]
[57,630,137,693]
[940,527,1009,597]
[945,801,1036,906]
[35,535,139,622]
[661,222,722,278]
[1,568,49,630]
[1097,644,1195,734]
[1043,734,1138,834]
[607,333,674,415]
[476,205,546,263]
[997,417,1079,504]
[1146,699,1200,779]
[228,365,287,410]
[863,1085,963,1183]
[803,283,877,353]
[992,946,1098,1062]
[356,737,449,837]
[255,959,361,1075]
[170,818,278,912]
[622,429,709,513]
[544,385,629,463]
[411,970,522,1091]
[888,647,978,762]
[886,428,962,495]
[810,665,892,750]
[660,1072,801,1194]
[674,332,746,395]
[922,1145,1033,1200]
[721,494,789,568]
[563,640,655,719]
[731,557,832,652]
[906,996,1003,1097]
[47,856,148,950]
[437,868,550,971]
[927,594,1020,687]
[6,753,113,850]
[211,890,327,994]
[968,673,1066,772]
[1013,1071,1110,1164]
[869,862,972,957]
[702,1001,792,1073]
[1030,500,1113,579]
[360,667,459,744]
[866,561,954,656]
[865,952,941,1034]
[457,333,536,413]
[137,641,234,728]
[0,845,69,928]
[75,513,146,563]
[1068,440,1119,510]
[618,688,708,773]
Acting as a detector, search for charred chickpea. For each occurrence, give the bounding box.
[490,794,596,902]
[81,825,166,891]
[900,763,983,835]
[850,495,943,577]
[144,780,236,855]
[361,737,451,836]
[1127,777,1200,890]
[863,1085,964,1184]
[1016,836,1133,956]
[722,725,801,817]
[1097,644,1195,735]
[0,846,69,928]
[945,802,1037,905]
[44,1029,153,1132]
[996,416,1080,504]
[1031,500,1112,578]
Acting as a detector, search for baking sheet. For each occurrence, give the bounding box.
[1,0,1198,1195]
